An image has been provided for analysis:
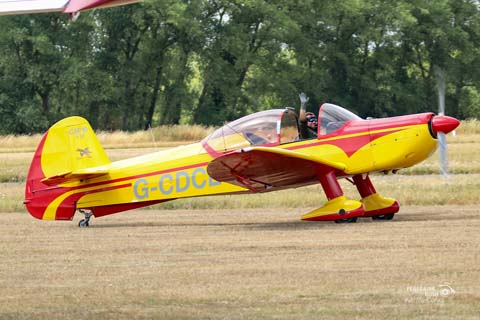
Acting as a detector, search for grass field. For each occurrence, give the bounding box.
[0,120,479,319]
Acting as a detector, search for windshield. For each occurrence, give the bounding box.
[318,103,362,135]
[202,109,299,155]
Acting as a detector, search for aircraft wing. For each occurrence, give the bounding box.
[207,146,347,192]
[0,0,68,15]
[0,0,141,15]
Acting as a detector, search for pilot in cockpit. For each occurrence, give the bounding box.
[298,92,318,139]
[245,123,277,145]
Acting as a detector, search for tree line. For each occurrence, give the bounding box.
[0,0,479,134]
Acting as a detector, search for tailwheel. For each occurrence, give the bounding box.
[78,219,89,228]
[77,209,93,228]
[372,213,395,221]
[334,217,358,224]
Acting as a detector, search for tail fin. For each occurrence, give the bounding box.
[24,116,110,220]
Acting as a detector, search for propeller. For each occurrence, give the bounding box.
[433,66,459,178]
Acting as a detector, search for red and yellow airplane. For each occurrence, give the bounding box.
[24,103,460,227]
[4,1,461,226]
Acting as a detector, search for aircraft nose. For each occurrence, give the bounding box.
[431,115,460,135]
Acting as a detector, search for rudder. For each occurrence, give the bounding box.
[24,116,110,220]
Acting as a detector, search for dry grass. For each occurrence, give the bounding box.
[0,206,478,319]
[1,121,479,319]
[456,118,480,135]
[0,125,214,153]
[0,153,32,183]
[96,124,214,149]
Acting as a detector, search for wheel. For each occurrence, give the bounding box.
[78,219,89,228]
[372,213,395,221]
[334,217,357,224]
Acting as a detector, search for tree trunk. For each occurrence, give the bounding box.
[145,66,163,130]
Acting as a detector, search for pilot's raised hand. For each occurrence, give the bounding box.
[299,92,309,110]
[299,92,309,122]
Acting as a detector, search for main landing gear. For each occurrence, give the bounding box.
[353,175,399,221]
[78,209,93,228]
[301,172,399,223]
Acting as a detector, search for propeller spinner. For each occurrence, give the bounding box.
[431,115,460,136]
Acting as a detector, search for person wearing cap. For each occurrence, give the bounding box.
[298,92,318,139]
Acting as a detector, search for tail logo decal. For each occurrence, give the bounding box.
[77,147,92,158]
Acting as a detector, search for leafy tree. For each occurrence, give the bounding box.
[1,0,480,135]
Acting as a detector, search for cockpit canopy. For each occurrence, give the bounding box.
[318,103,362,135]
[202,109,299,154]
[201,104,362,155]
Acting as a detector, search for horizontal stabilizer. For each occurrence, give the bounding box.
[41,168,108,186]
